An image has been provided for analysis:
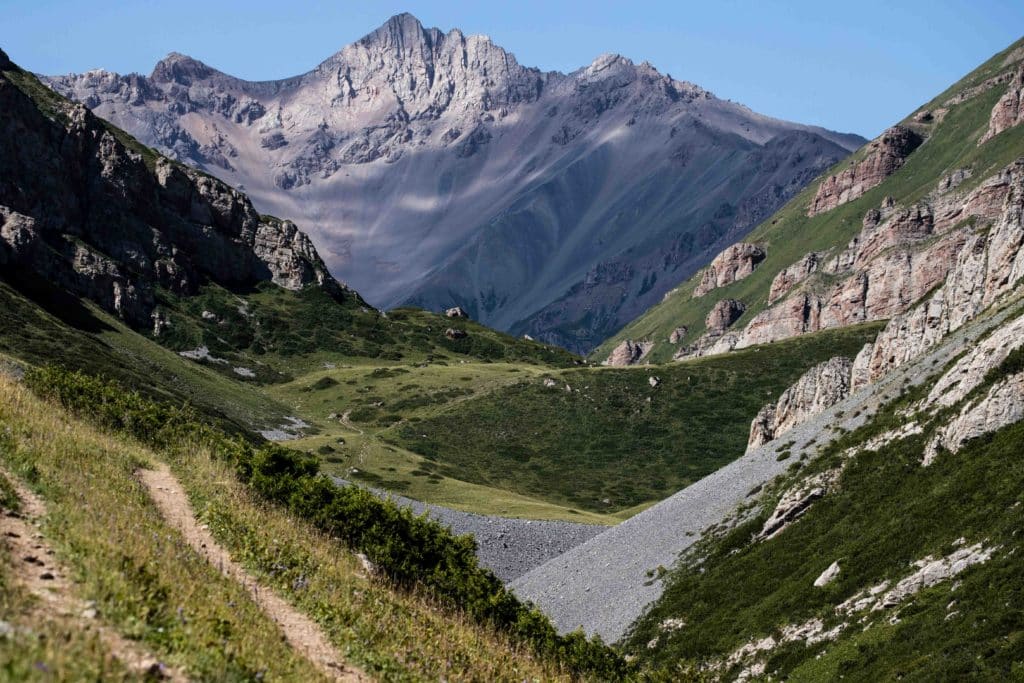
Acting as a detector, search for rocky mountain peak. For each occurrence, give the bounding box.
[150,52,216,85]
[42,18,863,352]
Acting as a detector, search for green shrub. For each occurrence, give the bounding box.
[25,366,633,680]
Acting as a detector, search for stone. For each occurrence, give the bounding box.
[748,357,853,450]
[444,328,467,340]
[445,306,469,318]
[705,299,747,333]
[693,244,766,297]
[668,326,688,344]
[603,339,653,366]
[813,561,840,587]
[808,125,923,216]
[648,376,661,388]
[980,66,1024,144]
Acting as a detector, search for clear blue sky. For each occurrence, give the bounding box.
[2,0,1022,137]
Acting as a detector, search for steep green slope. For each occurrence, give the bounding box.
[624,334,1024,679]
[596,37,1024,364]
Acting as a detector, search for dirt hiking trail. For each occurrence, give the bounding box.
[0,465,187,681]
[138,464,369,682]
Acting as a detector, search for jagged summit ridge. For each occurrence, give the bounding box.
[43,13,863,352]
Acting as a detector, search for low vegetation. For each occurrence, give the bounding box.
[624,352,1024,679]
[385,324,882,512]
[23,366,637,680]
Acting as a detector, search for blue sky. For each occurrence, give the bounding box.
[2,0,1021,137]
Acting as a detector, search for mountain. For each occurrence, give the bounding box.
[44,13,863,353]
[597,36,1024,366]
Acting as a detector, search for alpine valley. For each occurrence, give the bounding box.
[0,12,1023,683]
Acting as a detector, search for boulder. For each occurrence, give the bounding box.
[668,326,688,344]
[813,561,840,587]
[444,328,467,340]
[808,125,922,216]
[445,306,469,318]
[603,339,653,366]
[693,243,766,297]
[705,298,746,333]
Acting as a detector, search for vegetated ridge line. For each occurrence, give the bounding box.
[0,465,188,681]
[138,464,369,682]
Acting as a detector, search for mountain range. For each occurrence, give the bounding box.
[44,13,863,352]
[2,18,1024,681]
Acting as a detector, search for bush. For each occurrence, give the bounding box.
[25,366,633,680]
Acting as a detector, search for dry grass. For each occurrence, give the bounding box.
[171,443,574,682]
[0,375,327,681]
[0,374,574,681]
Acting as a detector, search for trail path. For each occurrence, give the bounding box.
[0,465,187,681]
[138,464,369,682]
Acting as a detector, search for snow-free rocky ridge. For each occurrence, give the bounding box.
[44,14,863,353]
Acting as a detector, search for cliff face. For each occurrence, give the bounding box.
[980,66,1024,144]
[807,126,922,217]
[0,54,345,332]
[747,357,853,451]
[43,14,861,352]
[852,160,1024,386]
[679,157,1021,360]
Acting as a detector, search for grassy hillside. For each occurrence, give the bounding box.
[375,324,882,513]
[595,37,1024,364]
[624,323,1024,679]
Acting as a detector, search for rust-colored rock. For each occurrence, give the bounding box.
[693,243,766,297]
[768,252,821,305]
[980,66,1024,145]
[705,299,747,333]
[603,339,654,366]
[807,126,922,217]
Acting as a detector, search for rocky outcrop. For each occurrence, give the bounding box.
[0,59,346,330]
[445,306,469,318]
[923,373,1024,465]
[686,157,1023,364]
[926,313,1024,408]
[839,543,996,614]
[668,326,688,344]
[852,159,1024,387]
[807,125,922,216]
[705,299,746,333]
[693,244,766,297]
[980,66,1024,144]
[603,339,654,366]
[768,252,821,304]
[757,468,841,540]
[748,357,853,450]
